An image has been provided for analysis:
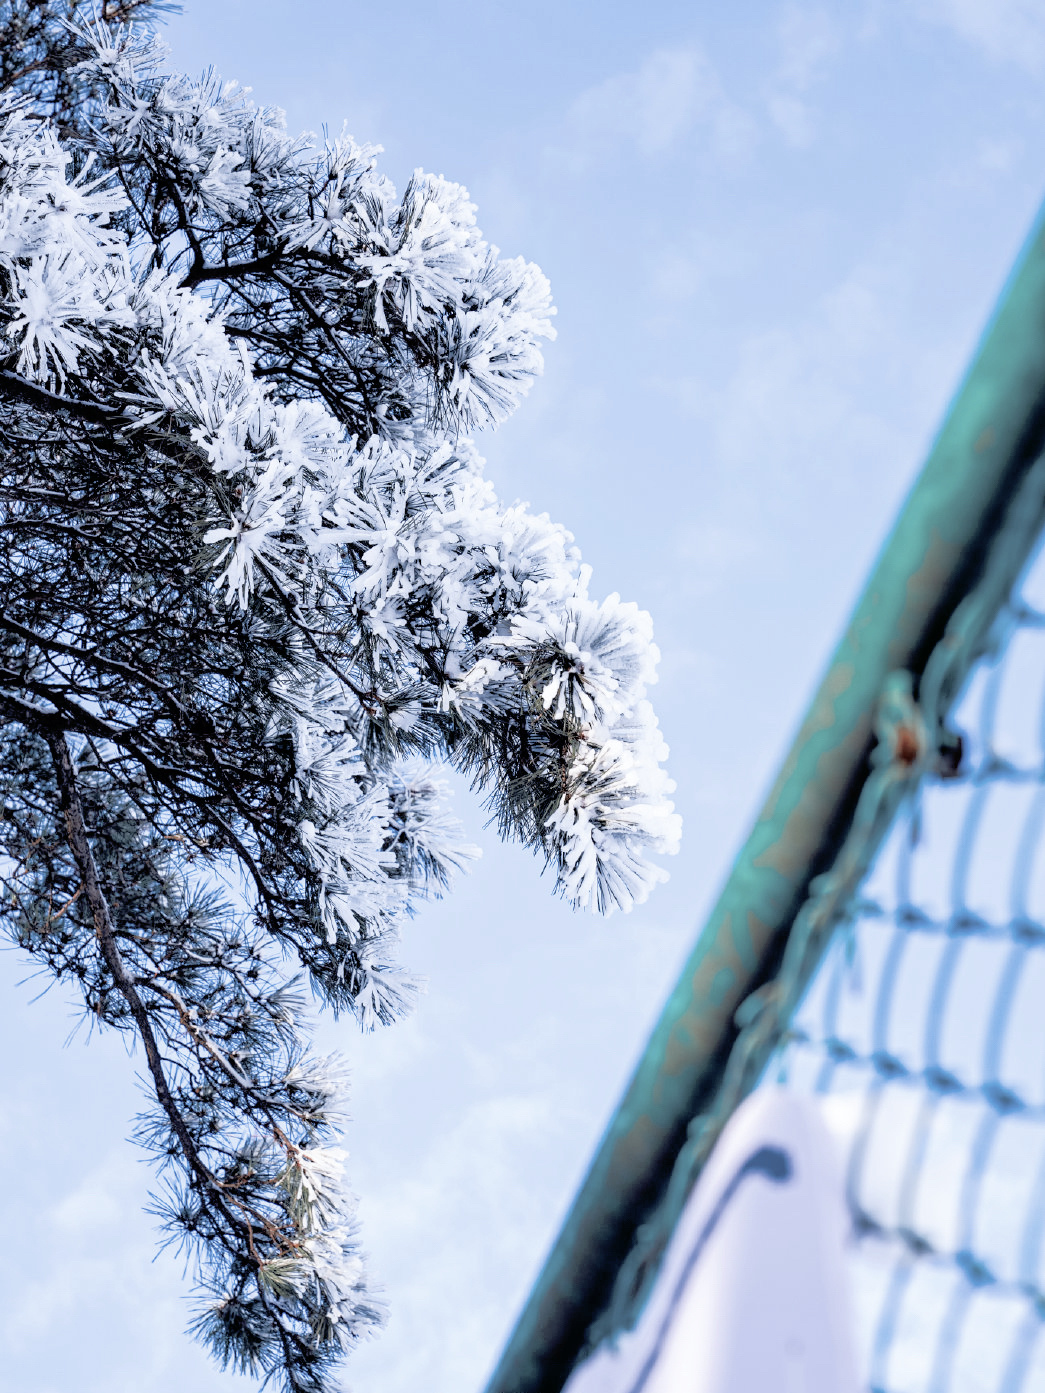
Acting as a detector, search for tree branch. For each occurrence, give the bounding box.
[0,369,126,427]
[180,249,283,288]
[45,728,219,1190]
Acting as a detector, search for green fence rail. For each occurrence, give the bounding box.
[482,197,1045,1393]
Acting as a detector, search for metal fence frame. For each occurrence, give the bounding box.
[483,200,1045,1393]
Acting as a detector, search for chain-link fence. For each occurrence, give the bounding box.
[780,538,1045,1393]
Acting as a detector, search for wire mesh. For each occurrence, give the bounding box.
[780,538,1045,1392]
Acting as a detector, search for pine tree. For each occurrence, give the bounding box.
[0,4,680,1387]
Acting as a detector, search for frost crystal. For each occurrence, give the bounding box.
[0,7,679,1390]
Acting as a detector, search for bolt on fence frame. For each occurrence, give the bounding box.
[482,197,1045,1393]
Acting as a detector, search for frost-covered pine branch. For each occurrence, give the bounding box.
[0,4,680,1388]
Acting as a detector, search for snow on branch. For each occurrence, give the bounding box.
[0,7,679,1389]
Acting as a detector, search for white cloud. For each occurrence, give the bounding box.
[767,93,816,147]
[347,1091,574,1393]
[921,0,1045,70]
[708,270,924,491]
[0,1146,233,1391]
[976,136,1022,172]
[49,1164,124,1234]
[777,5,841,88]
[672,522,762,603]
[767,6,842,148]
[559,47,755,167]
[649,244,964,547]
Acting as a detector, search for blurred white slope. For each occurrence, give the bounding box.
[563,1088,859,1393]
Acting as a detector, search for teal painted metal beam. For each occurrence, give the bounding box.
[482,197,1045,1393]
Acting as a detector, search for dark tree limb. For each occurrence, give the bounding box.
[45,727,219,1191]
[0,370,125,427]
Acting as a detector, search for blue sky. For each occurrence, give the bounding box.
[4,2,1045,1390]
